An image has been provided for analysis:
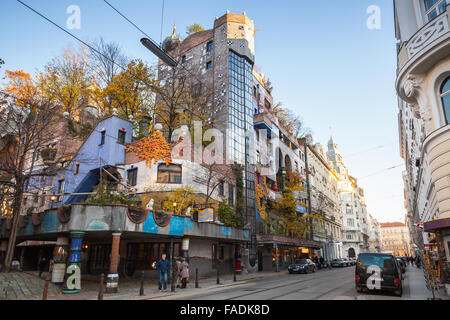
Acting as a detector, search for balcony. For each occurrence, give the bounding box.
[254,112,273,138]
[396,9,450,98]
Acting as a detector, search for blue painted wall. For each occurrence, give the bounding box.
[52,116,133,206]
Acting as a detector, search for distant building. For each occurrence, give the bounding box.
[380,222,412,256]
[327,137,370,258]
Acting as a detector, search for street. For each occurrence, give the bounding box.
[155,265,438,301]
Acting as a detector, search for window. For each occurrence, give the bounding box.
[100,130,106,145]
[441,77,450,125]
[347,218,355,227]
[207,40,214,52]
[118,130,126,145]
[192,83,202,98]
[74,162,80,175]
[157,164,182,184]
[424,0,447,21]
[228,184,235,205]
[127,168,138,187]
[206,61,212,69]
[57,179,65,202]
[219,180,225,196]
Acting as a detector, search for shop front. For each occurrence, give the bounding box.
[424,218,450,294]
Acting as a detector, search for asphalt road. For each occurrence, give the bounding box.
[156,265,430,300]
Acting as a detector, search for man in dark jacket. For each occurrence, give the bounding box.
[156,254,170,292]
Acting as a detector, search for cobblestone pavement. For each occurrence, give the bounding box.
[0,272,61,300]
[0,270,286,300]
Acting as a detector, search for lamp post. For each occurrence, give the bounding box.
[140,38,178,67]
[50,195,56,209]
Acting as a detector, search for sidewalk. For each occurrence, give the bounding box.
[406,265,448,300]
[45,270,288,300]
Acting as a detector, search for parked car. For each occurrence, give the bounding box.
[331,259,344,268]
[355,253,403,297]
[288,259,316,274]
[343,258,352,267]
[396,258,406,276]
[350,258,357,266]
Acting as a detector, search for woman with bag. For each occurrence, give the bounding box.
[180,258,189,289]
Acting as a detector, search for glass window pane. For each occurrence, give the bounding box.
[425,0,438,11]
[442,92,450,124]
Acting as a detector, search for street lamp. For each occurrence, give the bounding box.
[140,38,178,67]
[173,202,177,215]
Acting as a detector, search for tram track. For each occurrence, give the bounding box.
[224,268,352,300]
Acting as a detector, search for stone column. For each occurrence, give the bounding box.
[63,231,85,294]
[106,232,121,293]
[51,237,69,285]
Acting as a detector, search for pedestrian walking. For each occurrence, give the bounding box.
[175,257,182,288]
[180,258,189,289]
[155,254,170,292]
[38,257,46,277]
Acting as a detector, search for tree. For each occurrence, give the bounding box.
[3,70,39,106]
[273,103,311,139]
[154,57,220,140]
[0,59,4,69]
[38,47,94,120]
[125,130,172,168]
[186,24,205,35]
[0,83,79,272]
[88,38,128,114]
[218,200,242,228]
[104,59,155,124]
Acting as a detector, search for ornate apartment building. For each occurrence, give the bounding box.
[304,138,343,261]
[327,137,370,258]
[394,0,450,289]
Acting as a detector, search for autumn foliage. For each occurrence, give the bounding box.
[125,130,172,167]
[3,70,37,105]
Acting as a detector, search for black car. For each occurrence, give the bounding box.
[355,253,403,297]
[288,259,316,274]
[396,258,406,276]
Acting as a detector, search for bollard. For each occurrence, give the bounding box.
[98,273,104,300]
[195,268,199,288]
[171,266,176,292]
[139,271,145,296]
[42,276,49,300]
[216,266,220,285]
[233,270,237,282]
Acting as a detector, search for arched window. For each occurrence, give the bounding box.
[441,77,450,125]
[157,164,182,184]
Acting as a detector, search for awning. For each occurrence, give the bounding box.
[424,218,450,232]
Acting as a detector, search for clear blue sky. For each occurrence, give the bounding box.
[0,0,405,223]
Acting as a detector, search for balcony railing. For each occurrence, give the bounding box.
[406,11,449,59]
